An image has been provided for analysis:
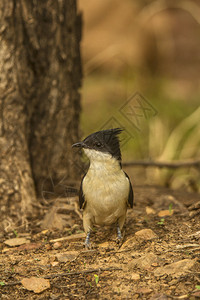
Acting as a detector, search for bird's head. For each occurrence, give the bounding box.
[72,128,123,162]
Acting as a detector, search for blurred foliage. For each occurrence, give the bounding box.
[78,0,200,191]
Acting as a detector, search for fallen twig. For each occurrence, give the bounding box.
[50,232,85,243]
[1,281,21,286]
[188,201,200,211]
[44,267,122,279]
[1,267,122,286]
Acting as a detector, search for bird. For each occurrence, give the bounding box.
[72,128,134,247]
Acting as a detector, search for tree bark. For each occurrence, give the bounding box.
[0,0,82,231]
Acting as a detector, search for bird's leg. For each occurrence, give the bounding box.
[116,215,126,244]
[85,230,91,248]
[117,224,122,240]
[116,223,124,245]
[83,214,93,248]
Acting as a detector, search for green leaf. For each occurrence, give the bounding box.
[157,218,165,225]
[0,281,5,286]
[169,203,173,213]
[94,274,99,284]
[76,230,84,234]
[13,230,18,237]
[196,285,200,290]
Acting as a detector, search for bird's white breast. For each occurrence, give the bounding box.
[82,149,129,225]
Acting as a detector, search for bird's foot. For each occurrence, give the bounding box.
[117,224,122,239]
[116,236,122,244]
[84,242,92,249]
[116,225,124,246]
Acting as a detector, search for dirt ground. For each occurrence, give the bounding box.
[0,184,200,300]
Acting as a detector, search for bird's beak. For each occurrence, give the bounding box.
[72,142,85,148]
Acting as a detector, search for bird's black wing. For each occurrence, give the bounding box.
[79,174,86,209]
[124,172,134,208]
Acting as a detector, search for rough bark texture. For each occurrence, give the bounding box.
[0,0,82,230]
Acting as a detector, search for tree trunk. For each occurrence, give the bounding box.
[0,0,82,231]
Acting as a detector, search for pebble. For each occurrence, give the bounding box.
[53,242,62,249]
[131,273,140,281]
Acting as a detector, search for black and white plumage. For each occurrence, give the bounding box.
[72,128,134,247]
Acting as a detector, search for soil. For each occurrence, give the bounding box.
[0,185,200,299]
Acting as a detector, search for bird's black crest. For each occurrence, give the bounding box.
[83,128,123,161]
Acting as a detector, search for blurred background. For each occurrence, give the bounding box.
[78,0,200,191]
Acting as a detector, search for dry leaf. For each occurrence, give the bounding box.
[158,210,174,217]
[154,259,196,277]
[56,251,79,262]
[128,253,158,271]
[4,238,30,247]
[146,206,156,215]
[21,277,50,293]
[135,229,158,240]
[120,237,138,249]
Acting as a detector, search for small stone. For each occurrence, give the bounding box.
[41,230,49,235]
[51,261,59,267]
[135,229,158,240]
[131,273,140,281]
[53,242,62,249]
[137,287,152,294]
[45,244,52,251]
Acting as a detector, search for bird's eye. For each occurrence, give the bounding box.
[95,142,102,147]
